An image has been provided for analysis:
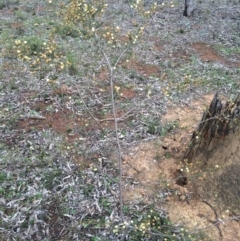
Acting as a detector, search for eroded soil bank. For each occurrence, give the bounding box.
[122,93,240,241]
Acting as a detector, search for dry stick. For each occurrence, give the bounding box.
[121,156,140,174]
[99,108,135,122]
[101,47,129,222]
[201,199,223,237]
[27,116,46,120]
[190,215,240,237]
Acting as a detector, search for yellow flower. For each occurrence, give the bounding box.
[83,4,88,11]
[15,40,21,45]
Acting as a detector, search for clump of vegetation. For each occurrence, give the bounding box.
[61,0,107,38]
[0,0,19,10]
[66,51,78,75]
[112,209,208,240]
[146,118,177,136]
[53,23,80,38]
[130,0,158,18]
[11,35,66,76]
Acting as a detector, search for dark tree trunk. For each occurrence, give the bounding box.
[183,0,194,17]
[183,92,240,163]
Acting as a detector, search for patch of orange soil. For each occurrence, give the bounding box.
[95,69,136,99]
[170,49,191,66]
[17,106,90,136]
[122,59,161,77]
[16,101,130,136]
[14,89,136,170]
[154,41,164,52]
[99,108,134,129]
[11,22,24,29]
[16,92,134,137]
[153,40,191,67]
[117,35,131,45]
[123,93,240,241]
[119,88,136,99]
[96,68,109,81]
[192,43,240,68]
[51,84,76,96]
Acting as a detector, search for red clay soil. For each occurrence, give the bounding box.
[122,59,161,77]
[192,42,240,68]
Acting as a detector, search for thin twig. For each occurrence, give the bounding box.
[104,55,123,220]
[201,198,223,237]
[27,116,46,120]
[99,109,134,122]
[99,42,129,222]
[122,156,140,174]
[190,215,240,235]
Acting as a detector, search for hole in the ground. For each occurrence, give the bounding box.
[175,169,188,186]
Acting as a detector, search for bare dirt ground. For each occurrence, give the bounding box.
[122,93,240,241]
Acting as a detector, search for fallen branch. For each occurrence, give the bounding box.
[201,198,223,237]
[122,156,140,174]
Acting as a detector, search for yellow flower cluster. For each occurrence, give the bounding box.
[101,26,121,45]
[63,0,106,26]
[61,0,107,38]
[131,0,158,17]
[14,37,66,73]
[127,26,145,45]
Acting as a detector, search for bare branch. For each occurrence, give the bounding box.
[97,39,129,222]
[201,198,223,237]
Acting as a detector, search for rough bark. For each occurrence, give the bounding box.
[183,92,240,163]
[183,0,194,17]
